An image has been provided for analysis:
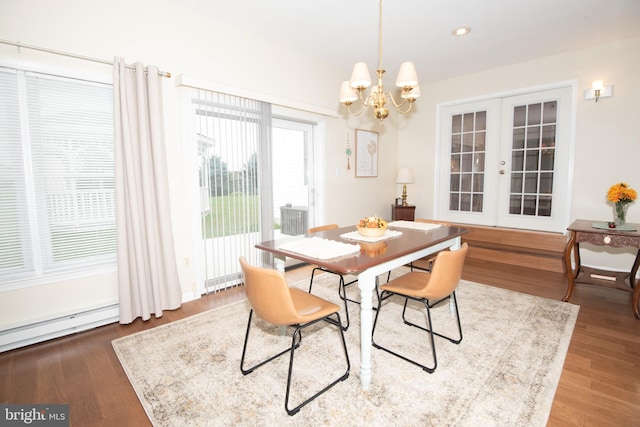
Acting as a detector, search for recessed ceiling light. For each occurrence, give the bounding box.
[452,26,471,36]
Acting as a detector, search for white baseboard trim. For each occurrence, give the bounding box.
[0,304,119,353]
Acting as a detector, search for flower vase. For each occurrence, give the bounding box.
[614,202,629,227]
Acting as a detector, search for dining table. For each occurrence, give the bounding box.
[255,221,468,390]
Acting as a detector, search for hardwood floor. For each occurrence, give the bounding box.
[1,259,639,426]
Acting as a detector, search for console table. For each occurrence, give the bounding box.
[391,204,415,221]
[563,219,640,319]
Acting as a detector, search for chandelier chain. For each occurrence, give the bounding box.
[378,0,383,71]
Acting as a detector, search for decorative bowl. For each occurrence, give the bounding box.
[357,215,388,237]
[357,225,388,238]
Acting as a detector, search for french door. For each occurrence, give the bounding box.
[437,85,574,232]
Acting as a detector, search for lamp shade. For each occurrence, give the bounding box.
[396,167,415,184]
[395,62,419,88]
[350,62,372,89]
[339,81,358,103]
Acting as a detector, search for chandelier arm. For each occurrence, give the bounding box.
[384,91,408,109]
[395,100,415,114]
[345,103,365,117]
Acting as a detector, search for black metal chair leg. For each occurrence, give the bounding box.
[372,291,465,373]
[241,310,300,375]
[241,310,350,416]
[284,312,350,416]
[309,268,350,331]
[337,276,350,331]
[401,293,462,344]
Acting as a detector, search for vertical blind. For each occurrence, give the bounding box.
[0,67,116,284]
[192,88,272,292]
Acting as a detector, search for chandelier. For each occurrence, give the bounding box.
[339,0,420,123]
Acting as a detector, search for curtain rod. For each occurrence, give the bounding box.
[0,39,172,78]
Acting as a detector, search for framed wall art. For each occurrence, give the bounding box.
[355,129,379,177]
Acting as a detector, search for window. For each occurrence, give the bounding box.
[0,67,115,285]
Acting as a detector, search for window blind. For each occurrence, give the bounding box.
[0,68,33,278]
[0,67,116,284]
[192,88,272,292]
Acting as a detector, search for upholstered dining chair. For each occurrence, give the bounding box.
[307,224,357,330]
[239,257,350,416]
[410,219,453,272]
[386,219,453,282]
[372,242,468,373]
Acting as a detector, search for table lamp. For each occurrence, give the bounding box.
[396,167,414,206]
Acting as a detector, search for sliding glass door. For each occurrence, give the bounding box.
[188,89,322,293]
[272,117,317,268]
[192,90,269,292]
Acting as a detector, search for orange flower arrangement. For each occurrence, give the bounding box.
[607,182,636,226]
[607,182,637,204]
[358,215,387,228]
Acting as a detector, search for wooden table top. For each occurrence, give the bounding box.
[256,224,468,276]
[568,219,640,237]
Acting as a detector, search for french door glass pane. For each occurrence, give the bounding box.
[449,111,487,212]
[508,101,557,217]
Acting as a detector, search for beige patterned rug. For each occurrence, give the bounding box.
[112,269,579,426]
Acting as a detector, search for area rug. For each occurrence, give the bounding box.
[112,269,579,426]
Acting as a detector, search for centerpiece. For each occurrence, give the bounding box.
[607,182,637,227]
[357,215,388,237]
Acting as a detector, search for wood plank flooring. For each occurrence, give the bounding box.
[1,259,639,426]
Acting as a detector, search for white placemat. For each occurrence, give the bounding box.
[279,237,361,259]
[339,229,403,242]
[388,220,442,231]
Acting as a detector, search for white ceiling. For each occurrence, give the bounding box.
[175,0,640,83]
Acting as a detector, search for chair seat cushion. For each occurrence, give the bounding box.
[289,288,341,323]
[380,271,433,299]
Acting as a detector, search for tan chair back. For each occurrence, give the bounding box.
[419,243,468,300]
[239,257,300,326]
[308,224,339,233]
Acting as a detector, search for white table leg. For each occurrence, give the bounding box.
[273,255,286,273]
[357,270,376,390]
[274,255,287,336]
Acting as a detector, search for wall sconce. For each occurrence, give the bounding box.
[584,80,613,102]
[396,167,415,206]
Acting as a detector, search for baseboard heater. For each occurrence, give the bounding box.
[0,304,119,353]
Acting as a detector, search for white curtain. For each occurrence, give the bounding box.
[113,58,182,324]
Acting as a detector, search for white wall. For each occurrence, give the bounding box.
[0,0,396,329]
[398,36,640,271]
[5,0,635,332]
